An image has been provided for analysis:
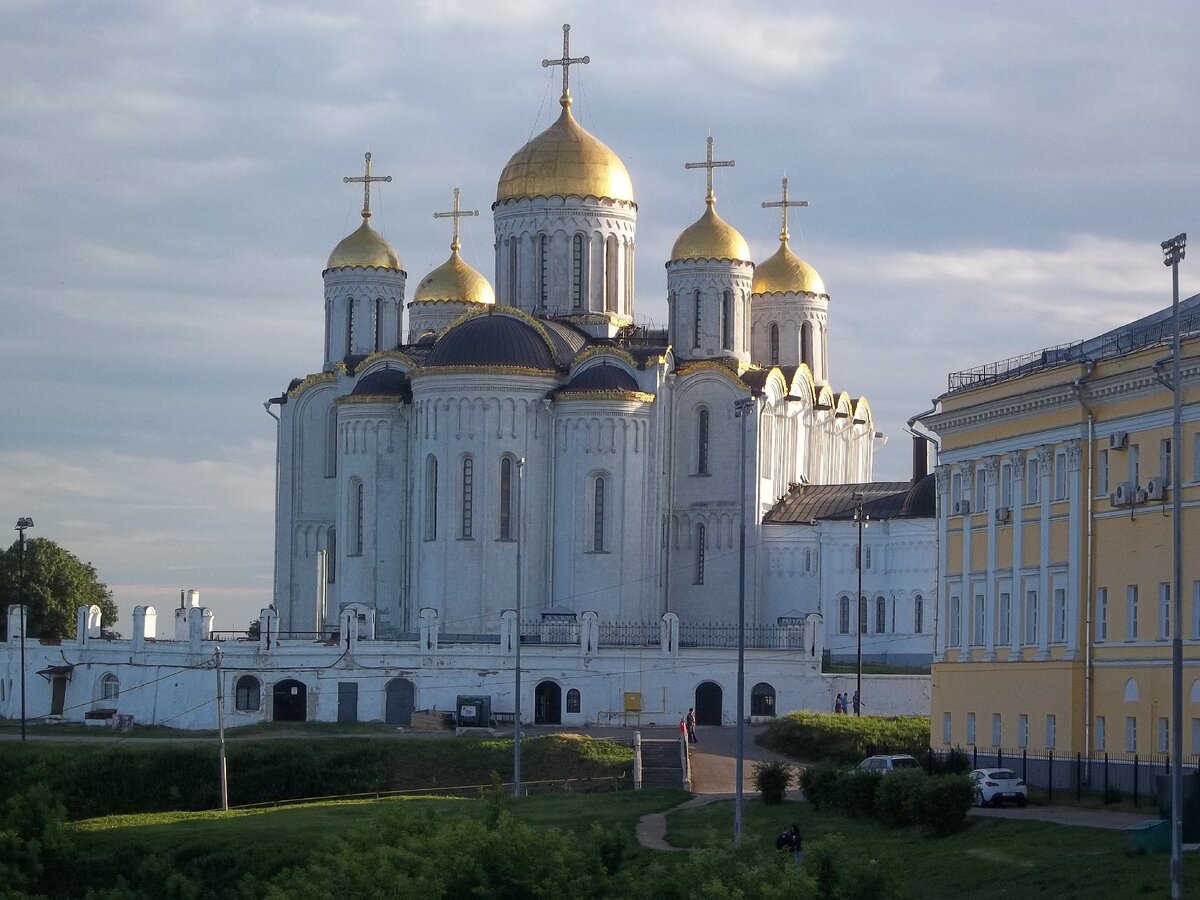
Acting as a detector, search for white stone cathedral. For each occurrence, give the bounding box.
[270,31,880,644]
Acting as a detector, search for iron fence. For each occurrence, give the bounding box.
[597,622,661,647]
[679,622,806,649]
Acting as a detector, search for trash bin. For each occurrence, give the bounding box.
[455,695,491,728]
[116,714,134,732]
[1155,772,1200,843]
[1126,819,1170,854]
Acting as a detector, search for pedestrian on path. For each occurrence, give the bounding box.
[852,690,862,715]
[679,716,688,739]
[686,707,698,743]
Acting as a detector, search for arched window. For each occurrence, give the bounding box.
[374,298,384,351]
[424,455,438,541]
[345,298,355,358]
[326,528,337,584]
[605,235,618,311]
[571,234,584,308]
[538,234,549,307]
[838,597,850,633]
[695,523,706,585]
[858,595,868,634]
[499,457,514,540]
[592,476,606,552]
[770,323,780,366]
[508,240,518,305]
[566,688,581,713]
[352,481,364,555]
[461,456,474,539]
[693,290,702,348]
[100,673,120,701]
[235,675,261,712]
[722,290,733,350]
[801,321,813,369]
[875,596,886,633]
[325,406,338,478]
[914,595,924,634]
[750,682,776,717]
[697,408,710,475]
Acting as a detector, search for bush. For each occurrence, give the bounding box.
[927,746,971,775]
[874,769,925,828]
[759,712,930,764]
[835,769,882,818]
[799,762,844,811]
[805,832,895,900]
[752,760,793,804]
[912,774,973,836]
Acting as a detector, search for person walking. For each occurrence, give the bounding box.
[685,707,698,743]
[852,690,861,716]
[776,823,803,869]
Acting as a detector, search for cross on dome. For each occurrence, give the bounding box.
[684,136,735,204]
[762,176,808,242]
[343,152,392,220]
[542,23,589,105]
[432,187,479,252]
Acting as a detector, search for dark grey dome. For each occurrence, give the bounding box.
[351,368,411,400]
[561,363,640,393]
[900,472,936,517]
[424,313,556,369]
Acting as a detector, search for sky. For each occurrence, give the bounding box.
[2,0,1197,636]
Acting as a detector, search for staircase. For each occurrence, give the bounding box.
[641,739,687,788]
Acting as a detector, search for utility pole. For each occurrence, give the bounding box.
[854,494,868,716]
[733,396,755,846]
[15,518,33,742]
[214,646,229,812]
[513,457,525,799]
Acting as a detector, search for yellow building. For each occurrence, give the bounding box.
[922,296,1200,760]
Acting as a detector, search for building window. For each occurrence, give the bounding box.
[1158,717,1169,754]
[1194,432,1200,481]
[566,688,581,714]
[1052,587,1066,643]
[499,457,514,540]
[538,234,549,307]
[235,675,261,712]
[1023,589,1039,645]
[571,234,584,308]
[804,549,813,573]
[858,596,868,635]
[1128,443,1140,491]
[1160,438,1172,487]
[769,323,779,366]
[508,240,518,305]
[974,468,987,511]
[992,713,1002,747]
[1193,581,1200,639]
[424,455,438,541]
[461,457,474,539]
[949,594,962,647]
[942,712,952,745]
[695,523,706,584]
[914,595,924,634]
[998,591,1012,645]
[375,297,384,351]
[352,481,365,555]
[1097,449,1109,495]
[1193,718,1200,755]
[1097,588,1108,641]
[1127,585,1139,640]
[693,290,702,348]
[1159,582,1170,640]
[951,471,963,508]
[1018,714,1028,748]
[325,407,338,478]
[1046,714,1056,750]
[592,477,606,552]
[1053,450,1068,500]
[863,546,872,570]
[605,236,617,312]
[697,408,710,475]
[1000,461,1012,507]
[346,298,355,357]
[1126,716,1137,753]
[972,592,986,646]
[800,321,813,369]
[721,290,732,350]
[1095,715,1106,751]
[1026,457,1040,504]
[839,597,850,634]
[326,528,336,584]
[100,673,120,701]
[967,712,976,746]
[875,596,886,634]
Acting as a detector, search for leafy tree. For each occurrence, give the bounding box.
[0,537,116,640]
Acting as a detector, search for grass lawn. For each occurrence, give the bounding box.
[667,798,1200,899]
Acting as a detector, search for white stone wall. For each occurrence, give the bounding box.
[750,293,829,382]
[666,258,754,364]
[323,268,406,368]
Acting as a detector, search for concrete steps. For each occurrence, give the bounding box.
[642,738,686,788]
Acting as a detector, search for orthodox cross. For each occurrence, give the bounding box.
[432,188,478,252]
[684,136,735,203]
[761,176,808,242]
[542,24,589,99]
[343,152,392,219]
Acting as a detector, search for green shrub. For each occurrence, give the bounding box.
[874,769,925,827]
[759,711,930,764]
[798,762,844,811]
[752,760,793,804]
[835,769,882,818]
[927,746,971,775]
[912,774,973,836]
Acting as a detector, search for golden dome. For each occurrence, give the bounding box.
[326,217,402,270]
[753,239,826,295]
[413,246,495,304]
[670,199,751,263]
[496,97,634,204]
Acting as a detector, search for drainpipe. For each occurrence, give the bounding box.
[908,405,941,661]
[1072,362,1097,763]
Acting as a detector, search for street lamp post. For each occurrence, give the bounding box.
[733,396,755,846]
[14,517,34,742]
[513,457,525,799]
[853,495,868,716]
[1161,232,1186,900]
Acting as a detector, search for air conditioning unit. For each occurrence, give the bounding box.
[1145,477,1167,501]
[1135,487,1149,505]
[1108,432,1129,451]
[994,506,1011,524]
[1110,481,1132,507]
[953,499,971,516]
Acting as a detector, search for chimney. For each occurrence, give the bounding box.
[912,433,929,483]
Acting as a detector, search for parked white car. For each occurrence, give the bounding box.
[969,768,1028,807]
[857,754,921,773]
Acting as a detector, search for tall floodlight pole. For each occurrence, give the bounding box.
[14,518,34,741]
[513,457,526,798]
[733,397,755,846]
[853,495,867,715]
[1161,232,1186,900]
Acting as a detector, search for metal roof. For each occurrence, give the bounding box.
[763,475,935,524]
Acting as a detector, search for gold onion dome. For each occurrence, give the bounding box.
[327,218,402,270]
[496,95,634,203]
[413,244,495,304]
[753,239,826,295]
[671,199,751,263]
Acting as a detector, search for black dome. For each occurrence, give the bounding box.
[351,368,411,401]
[900,473,936,517]
[424,313,557,369]
[561,363,640,393]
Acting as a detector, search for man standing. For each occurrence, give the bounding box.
[777,823,802,869]
[685,707,698,743]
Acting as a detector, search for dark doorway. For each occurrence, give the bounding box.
[273,679,307,722]
[50,676,67,716]
[337,681,359,723]
[750,682,776,717]
[385,678,415,726]
[535,681,562,725]
[695,681,722,726]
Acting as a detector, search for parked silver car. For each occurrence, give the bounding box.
[857,754,921,773]
[969,768,1028,807]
